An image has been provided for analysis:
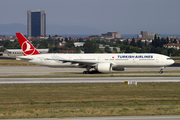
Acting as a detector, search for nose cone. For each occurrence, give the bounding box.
[167,59,175,66]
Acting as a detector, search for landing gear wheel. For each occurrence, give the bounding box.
[159,70,163,74]
[90,70,101,74]
[83,71,89,74]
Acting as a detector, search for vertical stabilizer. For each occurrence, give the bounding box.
[16,33,40,56]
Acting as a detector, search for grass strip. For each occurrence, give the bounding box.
[1,83,180,104]
[0,83,180,118]
[0,105,180,118]
[0,59,38,66]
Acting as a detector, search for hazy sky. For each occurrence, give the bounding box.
[0,0,180,34]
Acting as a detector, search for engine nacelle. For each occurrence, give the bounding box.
[112,67,125,71]
[95,63,112,72]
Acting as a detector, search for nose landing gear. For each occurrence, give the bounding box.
[159,69,163,74]
[159,67,165,74]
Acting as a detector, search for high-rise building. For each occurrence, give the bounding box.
[141,31,148,39]
[27,10,46,37]
[138,31,161,40]
[101,32,121,39]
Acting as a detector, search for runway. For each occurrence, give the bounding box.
[0,66,179,76]
[0,66,179,84]
[2,116,180,120]
[0,77,180,84]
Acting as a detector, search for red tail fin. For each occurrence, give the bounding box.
[16,33,40,56]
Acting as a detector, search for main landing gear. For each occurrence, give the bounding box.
[83,71,89,74]
[83,70,101,74]
[83,66,101,74]
[83,66,91,74]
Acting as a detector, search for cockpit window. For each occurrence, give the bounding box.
[167,58,173,60]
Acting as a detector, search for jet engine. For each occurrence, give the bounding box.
[95,63,112,72]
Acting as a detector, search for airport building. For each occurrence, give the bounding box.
[27,10,46,37]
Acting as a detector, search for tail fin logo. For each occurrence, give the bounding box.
[21,41,35,55]
[16,33,40,56]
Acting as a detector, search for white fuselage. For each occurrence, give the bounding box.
[18,53,174,69]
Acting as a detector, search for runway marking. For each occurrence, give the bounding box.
[0,77,180,84]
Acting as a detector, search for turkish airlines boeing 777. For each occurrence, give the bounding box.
[16,33,174,74]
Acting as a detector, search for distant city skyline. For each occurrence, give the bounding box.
[0,0,180,35]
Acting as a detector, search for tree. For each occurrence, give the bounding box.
[168,48,180,56]
[125,46,130,53]
[3,40,11,48]
[160,49,168,56]
[124,39,129,45]
[75,47,81,53]
[140,47,147,53]
[153,34,158,48]
[65,37,68,42]
[116,39,122,44]
[137,40,143,48]
[38,41,48,49]
[160,38,165,47]
[167,37,170,44]
[113,47,117,53]
[151,40,155,47]
[65,41,75,48]
[84,40,99,53]
[173,39,177,43]
[170,39,173,43]
[48,46,54,53]
[131,46,140,53]
[156,37,161,48]
[144,40,147,47]
[119,44,126,51]
[0,47,6,52]
[79,38,83,42]
[150,46,156,53]
[130,38,136,46]
[104,46,111,53]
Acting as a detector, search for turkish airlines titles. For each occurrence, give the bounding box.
[118,55,153,59]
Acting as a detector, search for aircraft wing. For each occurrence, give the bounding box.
[46,58,98,65]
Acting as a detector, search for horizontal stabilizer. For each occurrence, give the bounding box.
[16,56,33,61]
